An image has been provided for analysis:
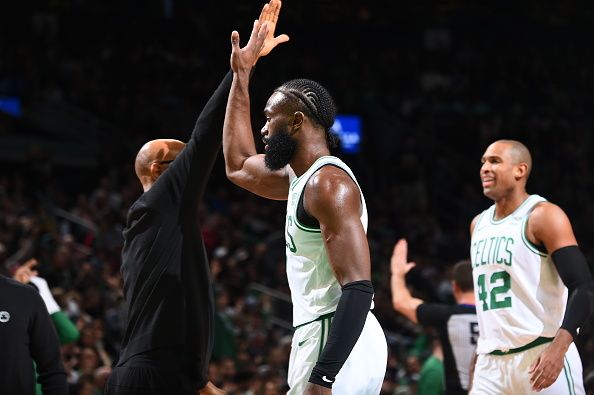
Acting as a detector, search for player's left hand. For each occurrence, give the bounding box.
[528,342,566,391]
[303,383,332,395]
[197,381,226,395]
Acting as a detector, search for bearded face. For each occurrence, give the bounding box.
[264,124,298,171]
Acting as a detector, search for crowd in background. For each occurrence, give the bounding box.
[1,1,594,394]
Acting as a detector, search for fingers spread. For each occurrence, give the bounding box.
[275,34,290,44]
[250,19,260,40]
[259,22,270,38]
[258,3,269,23]
[273,0,281,22]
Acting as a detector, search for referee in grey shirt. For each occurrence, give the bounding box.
[391,239,477,395]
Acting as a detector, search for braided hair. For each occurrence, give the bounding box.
[275,79,339,148]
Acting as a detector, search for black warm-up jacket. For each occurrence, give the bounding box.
[0,275,67,395]
[117,71,232,390]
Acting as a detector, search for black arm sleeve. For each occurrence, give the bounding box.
[308,280,373,388]
[551,245,594,339]
[29,293,68,395]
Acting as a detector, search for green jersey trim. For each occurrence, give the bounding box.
[295,218,322,233]
[564,356,576,395]
[488,336,552,355]
[489,195,536,225]
[289,156,331,191]
[521,216,547,257]
[318,318,326,358]
[472,211,487,238]
[290,176,300,189]
[294,311,336,329]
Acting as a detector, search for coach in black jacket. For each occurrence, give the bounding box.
[0,275,67,395]
[104,2,288,394]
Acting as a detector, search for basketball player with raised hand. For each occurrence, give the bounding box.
[469,139,593,394]
[223,7,387,394]
[391,239,477,395]
[104,3,287,394]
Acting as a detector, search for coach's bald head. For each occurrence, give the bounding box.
[135,139,185,192]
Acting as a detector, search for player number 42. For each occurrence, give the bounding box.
[477,271,512,311]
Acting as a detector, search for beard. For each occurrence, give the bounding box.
[264,126,298,171]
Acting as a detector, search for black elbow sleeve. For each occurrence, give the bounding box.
[308,280,373,388]
[551,246,594,339]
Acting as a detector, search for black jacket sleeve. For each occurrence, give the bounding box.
[148,71,233,210]
[29,292,68,395]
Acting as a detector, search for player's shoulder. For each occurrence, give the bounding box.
[530,200,564,216]
[307,165,357,196]
[529,201,569,226]
[0,275,39,299]
[306,165,359,214]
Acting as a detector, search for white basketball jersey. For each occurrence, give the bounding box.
[285,156,368,327]
[470,195,567,354]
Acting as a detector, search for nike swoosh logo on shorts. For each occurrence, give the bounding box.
[298,337,312,346]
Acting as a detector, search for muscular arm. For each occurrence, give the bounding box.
[306,166,370,284]
[222,10,290,200]
[528,202,593,341]
[304,166,372,391]
[527,202,594,390]
[222,70,290,200]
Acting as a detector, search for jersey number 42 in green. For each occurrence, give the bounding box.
[477,271,512,311]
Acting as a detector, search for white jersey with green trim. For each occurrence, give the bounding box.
[285,156,368,327]
[470,194,567,354]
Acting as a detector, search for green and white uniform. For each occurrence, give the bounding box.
[285,156,387,395]
[470,194,584,395]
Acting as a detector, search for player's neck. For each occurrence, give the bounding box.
[493,191,530,220]
[456,292,475,306]
[290,145,331,177]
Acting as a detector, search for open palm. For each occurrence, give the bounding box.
[391,239,416,277]
[257,0,289,58]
